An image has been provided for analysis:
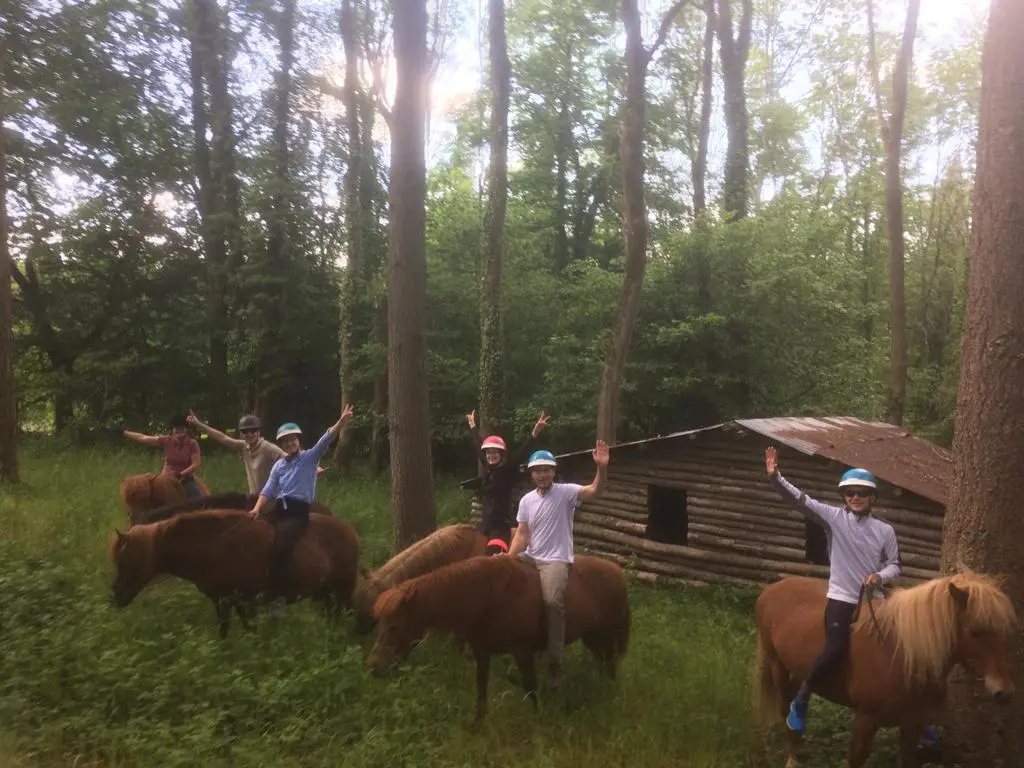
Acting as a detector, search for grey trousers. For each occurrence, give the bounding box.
[519,554,571,665]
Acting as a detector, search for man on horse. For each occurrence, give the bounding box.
[465,408,549,555]
[187,410,285,494]
[247,405,354,615]
[123,415,203,500]
[765,446,904,733]
[505,439,610,689]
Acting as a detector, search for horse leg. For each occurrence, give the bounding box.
[236,601,256,633]
[472,648,492,726]
[774,665,802,768]
[513,650,539,712]
[846,712,880,768]
[897,723,924,768]
[214,599,231,639]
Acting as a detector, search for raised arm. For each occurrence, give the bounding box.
[466,410,482,451]
[577,440,609,503]
[123,430,162,448]
[187,409,244,451]
[765,446,839,527]
[511,411,550,465]
[312,404,354,460]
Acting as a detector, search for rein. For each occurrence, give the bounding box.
[853,582,887,637]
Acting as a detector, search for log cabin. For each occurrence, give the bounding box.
[466,416,951,590]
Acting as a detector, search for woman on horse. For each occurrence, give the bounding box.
[247,405,353,614]
[466,408,549,555]
[765,446,938,746]
[123,414,203,500]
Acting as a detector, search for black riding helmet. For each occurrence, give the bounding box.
[238,414,261,432]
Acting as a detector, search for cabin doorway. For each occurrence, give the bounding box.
[646,485,688,545]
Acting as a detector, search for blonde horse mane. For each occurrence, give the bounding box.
[873,570,1017,685]
[354,524,482,613]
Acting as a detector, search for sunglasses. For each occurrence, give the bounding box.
[843,488,874,499]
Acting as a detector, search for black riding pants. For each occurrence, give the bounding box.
[802,598,858,695]
[265,498,311,596]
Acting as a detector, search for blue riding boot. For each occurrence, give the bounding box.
[921,725,940,747]
[786,697,808,733]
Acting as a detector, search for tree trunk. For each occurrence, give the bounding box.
[478,0,510,437]
[0,66,19,483]
[596,0,687,443]
[939,0,1024,763]
[693,0,714,217]
[388,0,437,551]
[336,0,363,473]
[553,97,571,273]
[715,0,752,220]
[867,0,920,427]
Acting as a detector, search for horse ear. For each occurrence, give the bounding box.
[949,581,969,609]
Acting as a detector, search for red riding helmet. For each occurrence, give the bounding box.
[480,435,507,452]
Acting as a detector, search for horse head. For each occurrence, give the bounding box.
[948,574,1018,702]
[109,529,159,607]
[366,586,424,676]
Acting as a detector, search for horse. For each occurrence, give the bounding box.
[352,523,487,632]
[130,492,331,526]
[754,572,1017,768]
[109,508,360,638]
[119,472,210,522]
[366,554,630,723]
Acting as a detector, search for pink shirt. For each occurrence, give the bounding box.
[159,436,200,477]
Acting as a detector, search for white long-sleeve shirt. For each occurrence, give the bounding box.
[771,471,902,604]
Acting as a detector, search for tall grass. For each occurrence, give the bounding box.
[0,441,919,766]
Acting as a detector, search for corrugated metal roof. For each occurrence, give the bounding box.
[543,416,952,505]
[733,416,952,504]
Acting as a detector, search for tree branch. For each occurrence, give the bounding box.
[645,0,693,64]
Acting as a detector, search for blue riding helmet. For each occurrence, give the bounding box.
[276,422,303,441]
[527,450,557,469]
[838,468,877,489]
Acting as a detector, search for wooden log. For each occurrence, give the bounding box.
[575,542,772,588]
[572,522,939,582]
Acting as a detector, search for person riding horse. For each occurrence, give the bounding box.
[247,405,354,616]
[465,408,549,554]
[503,440,609,690]
[122,415,203,500]
[764,446,940,747]
[187,410,286,494]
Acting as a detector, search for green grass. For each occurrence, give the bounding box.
[0,442,934,767]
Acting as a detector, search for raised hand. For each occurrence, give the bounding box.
[341,403,354,423]
[765,446,778,475]
[466,409,477,430]
[187,408,199,427]
[532,411,550,439]
[593,439,610,467]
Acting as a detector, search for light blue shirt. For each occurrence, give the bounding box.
[259,428,335,504]
[772,472,901,604]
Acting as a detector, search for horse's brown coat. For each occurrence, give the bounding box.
[110,509,360,637]
[352,523,487,630]
[367,554,630,721]
[120,472,210,523]
[755,573,1017,768]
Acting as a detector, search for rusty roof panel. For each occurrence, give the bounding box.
[734,417,952,505]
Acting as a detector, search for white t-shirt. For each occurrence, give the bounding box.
[516,482,584,564]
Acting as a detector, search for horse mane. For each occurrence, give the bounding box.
[134,492,256,525]
[372,556,524,627]
[874,570,1018,685]
[158,508,252,539]
[356,524,481,612]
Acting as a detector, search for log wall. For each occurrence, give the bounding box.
[468,428,944,589]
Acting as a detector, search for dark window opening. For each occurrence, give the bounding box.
[805,521,829,565]
[646,485,688,545]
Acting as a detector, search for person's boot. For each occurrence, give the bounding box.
[786,696,809,733]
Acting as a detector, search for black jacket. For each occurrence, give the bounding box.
[469,426,535,536]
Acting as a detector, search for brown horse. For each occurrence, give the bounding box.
[755,572,1017,768]
[119,472,210,523]
[367,554,630,723]
[110,508,360,638]
[130,492,331,526]
[352,523,487,632]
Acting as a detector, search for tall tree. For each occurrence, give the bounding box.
[692,0,714,217]
[0,49,18,483]
[867,0,921,426]
[478,0,510,436]
[336,0,363,472]
[939,0,1024,761]
[596,0,690,443]
[388,0,436,550]
[715,0,752,220]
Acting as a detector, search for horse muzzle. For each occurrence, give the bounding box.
[984,674,1015,703]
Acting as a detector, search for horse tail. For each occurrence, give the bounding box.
[754,627,784,727]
